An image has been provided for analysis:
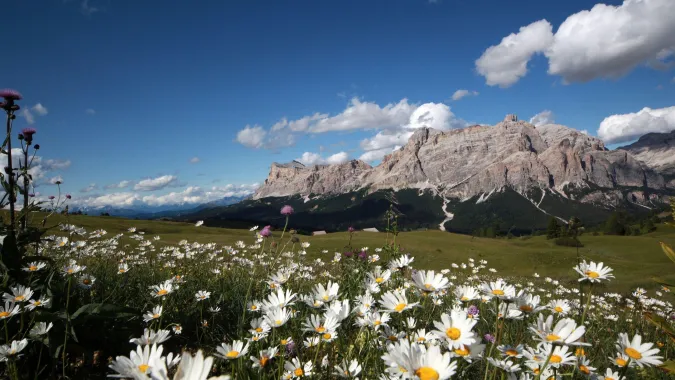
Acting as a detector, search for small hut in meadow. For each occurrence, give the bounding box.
[312,231,327,236]
[362,228,379,232]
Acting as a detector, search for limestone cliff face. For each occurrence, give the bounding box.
[620,130,675,175]
[252,116,670,204]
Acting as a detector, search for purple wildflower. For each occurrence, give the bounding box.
[484,334,496,344]
[21,127,36,143]
[260,226,272,237]
[65,194,71,199]
[28,193,35,197]
[0,89,22,101]
[358,251,367,260]
[280,205,294,216]
[467,305,479,316]
[285,341,296,357]
[348,226,355,233]
[343,251,353,258]
[48,196,55,200]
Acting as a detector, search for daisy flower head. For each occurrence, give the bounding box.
[412,270,449,293]
[284,357,313,377]
[480,279,516,300]
[615,333,663,368]
[333,359,362,378]
[23,261,46,272]
[216,340,250,360]
[195,220,204,227]
[29,322,53,338]
[195,290,211,301]
[0,339,28,361]
[3,285,33,303]
[251,347,278,370]
[150,280,176,298]
[129,329,171,346]
[379,289,419,314]
[533,317,589,346]
[432,309,478,349]
[574,260,614,283]
[143,306,163,323]
[109,343,166,378]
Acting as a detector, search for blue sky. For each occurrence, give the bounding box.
[2,0,674,208]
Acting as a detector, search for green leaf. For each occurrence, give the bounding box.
[1,232,21,273]
[652,277,675,288]
[659,360,675,373]
[643,312,675,342]
[659,241,675,264]
[71,303,138,320]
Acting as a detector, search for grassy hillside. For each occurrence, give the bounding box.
[24,212,675,293]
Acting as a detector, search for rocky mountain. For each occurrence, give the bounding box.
[620,130,675,176]
[186,116,672,234]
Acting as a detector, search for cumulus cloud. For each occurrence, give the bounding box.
[529,110,555,126]
[71,183,259,208]
[236,125,267,148]
[49,176,64,184]
[104,180,131,190]
[20,103,50,124]
[476,0,675,86]
[190,157,200,164]
[80,183,98,193]
[598,106,675,144]
[451,90,479,101]
[85,108,96,115]
[296,151,350,166]
[476,20,554,88]
[0,150,69,186]
[133,175,178,191]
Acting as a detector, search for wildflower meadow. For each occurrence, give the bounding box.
[0,90,674,379]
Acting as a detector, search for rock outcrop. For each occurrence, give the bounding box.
[253,116,670,206]
[620,130,675,175]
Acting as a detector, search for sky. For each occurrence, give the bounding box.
[2,0,674,209]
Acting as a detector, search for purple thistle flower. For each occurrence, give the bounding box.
[467,305,479,316]
[285,341,296,357]
[358,251,367,260]
[48,196,55,200]
[280,205,294,216]
[28,193,35,197]
[65,194,71,199]
[484,334,496,344]
[260,226,272,237]
[343,251,353,258]
[348,226,355,233]
[0,89,22,101]
[21,127,36,137]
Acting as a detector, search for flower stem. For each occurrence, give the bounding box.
[62,276,73,377]
[535,346,554,380]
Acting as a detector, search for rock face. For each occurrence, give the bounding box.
[253,116,670,206]
[620,130,675,175]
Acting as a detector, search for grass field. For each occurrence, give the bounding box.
[31,212,675,293]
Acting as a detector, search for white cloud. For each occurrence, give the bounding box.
[358,146,402,162]
[134,175,178,191]
[236,125,267,148]
[80,183,98,193]
[477,0,675,86]
[85,108,96,115]
[546,0,675,83]
[475,20,554,88]
[71,183,259,208]
[31,103,48,116]
[529,110,555,126]
[41,159,71,170]
[296,151,350,166]
[598,106,675,144]
[21,109,34,124]
[104,180,131,189]
[190,157,200,164]
[0,150,70,185]
[451,89,479,101]
[80,0,99,15]
[308,98,414,133]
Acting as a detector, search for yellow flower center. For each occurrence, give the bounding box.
[275,320,282,325]
[14,296,25,302]
[255,327,263,333]
[294,368,304,376]
[0,311,10,318]
[579,365,590,374]
[575,348,585,357]
[394,303,407,312]
[505,349,518,356]
[460,296,469,301]
[280,339,288,345]
[616,358,627,367]
[585,271,600,279]
[138,364,149,373]
[322,333,332,340]
[388,335,398,341]
[546,334,560,342]
[550,355,562,363]
[492,289,504,296]
[375,277,384,283]
[424,283,432,290]
[374,320,382,326]
[33,301,41,306]
[28,266,37,271]
[554,306,563,313]
[322,295,330,301]
[157,289,168,296]
[226,350,239,358]
[520,305,533,312]
[251,305,258,310]
[446,327,461,340]
[415,367,440,380]
[67,269,74,274]
[83,279,91,285]
[315,326,326,333]
[152,313,160,319]
[624,347,642,360]
[270,284,277,289]
[260,356,269,367]
[119,269,125,273]
[454,346,470,356]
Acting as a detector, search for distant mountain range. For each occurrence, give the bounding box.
[72,196,248,219]
[175,115,675,234]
